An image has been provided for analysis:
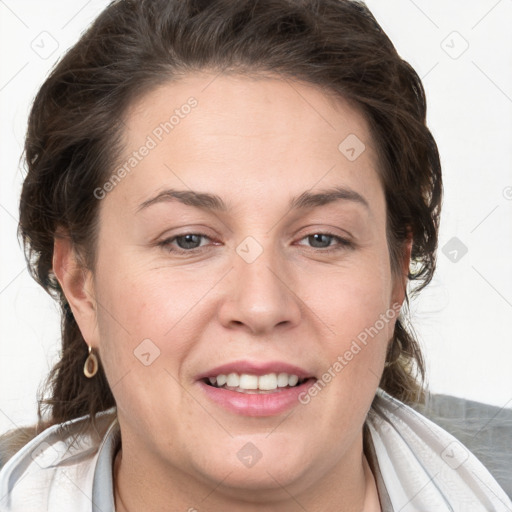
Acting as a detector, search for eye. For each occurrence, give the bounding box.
[157,231,353,255]
[158,233,213,253]
[296,232,353,252]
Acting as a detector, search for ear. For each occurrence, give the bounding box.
[52,231,99,348]
[391,229,413,307]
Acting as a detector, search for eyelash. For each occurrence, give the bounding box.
[157,231,353,255]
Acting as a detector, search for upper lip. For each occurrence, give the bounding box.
[196,360,315,381]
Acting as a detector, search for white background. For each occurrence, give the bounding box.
[1,0,511,434]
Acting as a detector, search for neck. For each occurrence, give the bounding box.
[113,436,382,512]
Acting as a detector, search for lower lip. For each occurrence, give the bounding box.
[197,379,316,417]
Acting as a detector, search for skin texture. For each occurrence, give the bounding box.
[53,72,409,511]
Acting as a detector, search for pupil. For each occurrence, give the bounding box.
[177,234,201,249]
[309,234,331,248]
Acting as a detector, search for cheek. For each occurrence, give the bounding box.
[94,256,204,334]
[91,259,222,382]
[91,269,196,427]
[303,257,395,341]
[299,254,398,402]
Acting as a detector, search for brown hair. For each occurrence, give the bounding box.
[16,0,441,441]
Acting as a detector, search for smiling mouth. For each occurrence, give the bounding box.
[202,372,315,394]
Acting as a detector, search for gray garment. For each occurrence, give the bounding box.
[413,393,512,500]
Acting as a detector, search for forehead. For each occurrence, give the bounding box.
[123,71,374,149]
[110,72,383,215]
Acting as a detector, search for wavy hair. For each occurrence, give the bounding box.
[14,0,441,440]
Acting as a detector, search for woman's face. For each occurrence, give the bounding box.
[71,73,407,499]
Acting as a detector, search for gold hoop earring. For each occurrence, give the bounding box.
[84,345,99,378]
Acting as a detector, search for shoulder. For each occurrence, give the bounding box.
[366,388,512,511]
[0,408,117,511]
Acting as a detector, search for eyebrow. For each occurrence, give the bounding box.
[136,185,369,213]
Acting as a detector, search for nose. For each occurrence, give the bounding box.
[217,241,302,336]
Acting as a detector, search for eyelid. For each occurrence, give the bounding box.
[292,223,355,242]
[294,231,354,252]
[157,232,215,252]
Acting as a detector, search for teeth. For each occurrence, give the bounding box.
[277,372,289,387]
[239,374,258,389]
[207,372,305,391]
[258,373,277,390]
[226,373,240,387]
[288,374,299,386]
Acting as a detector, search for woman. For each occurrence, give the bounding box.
[0,0,510,510]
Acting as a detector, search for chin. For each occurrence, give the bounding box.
[187,434,319,497]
